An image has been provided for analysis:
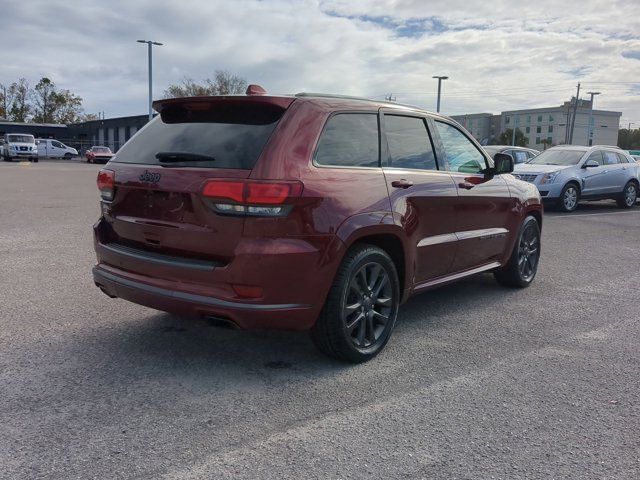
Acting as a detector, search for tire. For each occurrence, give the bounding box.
[64,153,73,159]
[494,215,541,288]
[557,183,580,212]
[616,181,637,209]
[310,244,400,363]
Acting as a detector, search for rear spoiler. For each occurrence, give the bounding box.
[152,95,295,114]
[152,95,296,125]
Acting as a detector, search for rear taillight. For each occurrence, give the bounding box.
[97,169,115,201]
[202,179,303,216]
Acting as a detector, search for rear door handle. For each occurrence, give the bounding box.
[391,179,414,189]
[458,182,475,190]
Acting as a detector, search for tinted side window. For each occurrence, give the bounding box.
[315,113,379,167]
[603,151,619,165]
[434,121,486,174]
[384,115,437,170]
[586,151,603,165]
[52,141,64,148]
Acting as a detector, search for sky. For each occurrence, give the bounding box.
[2,0,639,127]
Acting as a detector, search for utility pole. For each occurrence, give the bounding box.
[432,76,448,113]
[511,115,517,146]
[586,91,600,146]
[137,39,163,121]
[568,82,580,144]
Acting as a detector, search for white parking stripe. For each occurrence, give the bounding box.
[549,210,640,218]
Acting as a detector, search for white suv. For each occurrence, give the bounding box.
[2,133,38,162]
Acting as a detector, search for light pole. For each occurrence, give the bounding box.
[137,39,163,121]
[586,91,600,146]
[432,76,448,113]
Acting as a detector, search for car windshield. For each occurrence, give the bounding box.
[528,149,584,166]
[8,135,35,143]
[94,147,111,153]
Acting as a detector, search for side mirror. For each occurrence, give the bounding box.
[493,152,514,174]
[582,159,600,168]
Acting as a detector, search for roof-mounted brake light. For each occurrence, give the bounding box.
[246,84,267,96]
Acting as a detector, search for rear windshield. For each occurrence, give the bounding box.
[113,103,285,169]
[528,149,584,166]
[94,147,111,153]
[8,135,35,143]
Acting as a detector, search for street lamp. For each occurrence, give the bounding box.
[137,39,163,121]
[432,76,448,113]
[586,91,600,146]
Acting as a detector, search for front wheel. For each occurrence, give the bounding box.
[64,153,73,159]
[494,215,541,288]
[617,181,637,209]
[311,244,400,363]
[558,183,580,212]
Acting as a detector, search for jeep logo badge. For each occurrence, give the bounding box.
[139,170,161,184]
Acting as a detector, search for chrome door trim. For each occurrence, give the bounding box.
[418,227,508,247]
[413,261,502,291]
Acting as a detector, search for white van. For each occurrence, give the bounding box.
[36,139,78,159]
[2,133,38,162]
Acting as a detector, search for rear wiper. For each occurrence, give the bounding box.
[155,152,217,163]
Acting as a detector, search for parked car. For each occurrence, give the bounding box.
[483,145,540,164]
[85,146,114,164]
[2,133,38,162]
[36,139,78,159]
[513,145,639,212]
[632,155,640,164]
[92,88,543,362]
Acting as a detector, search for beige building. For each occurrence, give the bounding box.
[453,100,621,148]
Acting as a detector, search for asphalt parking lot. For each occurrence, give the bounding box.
[1,160,639,479]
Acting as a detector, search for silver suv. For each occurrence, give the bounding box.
[513,145,639,212]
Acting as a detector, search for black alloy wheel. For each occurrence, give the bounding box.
[311,245,400,363]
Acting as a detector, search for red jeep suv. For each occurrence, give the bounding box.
[93,88,543,362]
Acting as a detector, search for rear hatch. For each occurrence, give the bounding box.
[99,96,295,266]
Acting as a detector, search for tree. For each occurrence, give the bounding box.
[0,83,9,119]
[163,70,248,98]
[7,78,31,122]
[32,77,57,123]
[618,128,640,150]
[51,89,84,124]
[497,128,529,147]
[540,138,552,150]
[31,78,85,124]
[78,113,99,122]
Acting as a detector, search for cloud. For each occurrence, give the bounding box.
[1,0,638,124]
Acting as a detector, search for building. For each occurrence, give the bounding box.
[453,100,621,148]
[0,115,152,155]
[0,120,68,139]
[66,114,151,153]
[450,113,500,145]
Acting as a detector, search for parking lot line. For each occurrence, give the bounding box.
[549,210,640,219]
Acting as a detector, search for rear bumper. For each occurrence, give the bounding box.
[93,265,317,330]
[92,218,345,330]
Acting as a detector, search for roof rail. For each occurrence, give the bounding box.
[294,92,425,111]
